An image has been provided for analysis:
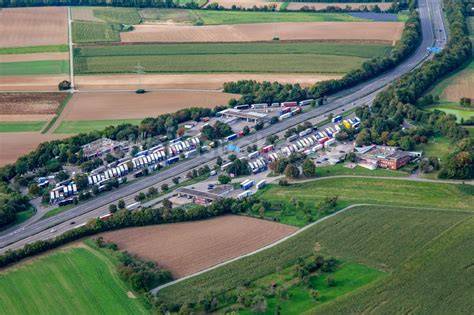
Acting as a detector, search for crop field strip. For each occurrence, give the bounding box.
[0,60,69,76]
[53,119,144,134]
[0,245,148,314]
[74,42,391,74]
[0,121,47,133]
[312,214,474,314]
[0,45,69,55]
[157,205,473,305]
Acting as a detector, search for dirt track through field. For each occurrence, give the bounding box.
[0,7,68,48]
[0,52,69,63]
[0,132,69,166]
[75,73,340,90]
[0,76,69,91]
[286,2,392,10]
[101,215,298,278]
[58,91,239,121]
[120,22,404,43]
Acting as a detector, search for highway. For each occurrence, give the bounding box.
[0,0,446,252]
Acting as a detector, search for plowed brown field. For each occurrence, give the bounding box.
[0,52,69,63]
[0,132,69,166]
[75,73,339,90]
[0,92,67,118]
[0,7,68,48]
[101,215,298,278]
[286,2,392,10]
[120,22,404,43]
[0,75,69,91]
[60,91,240,121]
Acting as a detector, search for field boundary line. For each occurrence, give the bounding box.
[151,203,472,294]
[67,6,75,90]
[41,93,73,134]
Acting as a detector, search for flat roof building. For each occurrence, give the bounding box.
[217,108,268,123]
[356,145,412,170]
[81,138,128,160]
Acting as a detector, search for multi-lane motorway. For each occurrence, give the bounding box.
[0,0,447,252]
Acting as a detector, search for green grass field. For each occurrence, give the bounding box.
[0,245,148,314]
[53,119,143,134]
[312,214,474,314]
[237,262,383,314]
[252,177,473,226]
[0,60,69,76]
[74,42,390,74]
[312,164,408,178]
[415,135,451,161]
[428,104,474,122]
[0,45,68,55]
[157,205,472,306]
[0,121,47,133]
[191,10,367,25]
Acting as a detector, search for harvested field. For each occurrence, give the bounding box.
[0,7,68,48]
[75,73,340,90]
[101,215,298,278]
[0,52,68,63]
[0,75,69,91]
[59,91,240,121]
[120,22,404,43]
[286,2,392,11]
[71,7,102,22]
[0,92,67,117]
[208,0,281,9]
[0,132,68,166]
[441,68,474,102]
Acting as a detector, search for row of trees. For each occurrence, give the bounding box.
[223,0,420,105]
[0,197,258,268]
[0,182,31,227]
[94,237,172,293]
[356,0,473,179]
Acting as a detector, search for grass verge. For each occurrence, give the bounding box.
[53,119,143,134]
[0,121,47,133]
[42,93,73,134]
